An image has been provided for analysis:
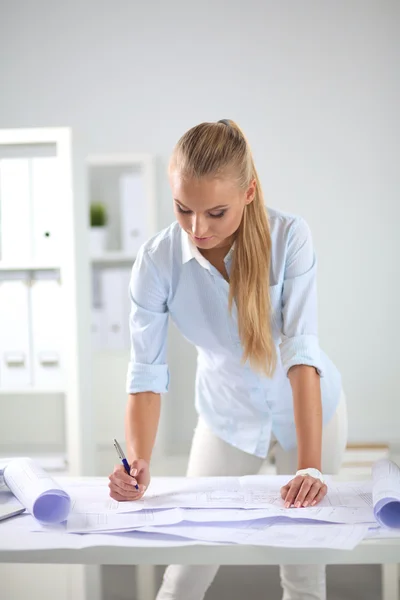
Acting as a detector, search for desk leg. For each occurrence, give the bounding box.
[136,565,157,600]
[382,564,399,600]
[85,565,102,600]
[100,565,156,599]
[67,565,102,600]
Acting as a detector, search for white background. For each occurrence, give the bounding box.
[0,0,399,461]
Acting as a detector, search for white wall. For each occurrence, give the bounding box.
[1,0,399,463]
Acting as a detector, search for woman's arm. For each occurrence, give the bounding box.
[278,217,328,507]
[109,392,160,502]
[281,364,327,508]
[125,392,161,464]
[288,364,322,471]
[109,243,168,502]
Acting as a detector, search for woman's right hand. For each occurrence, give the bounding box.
[108,458,150,501]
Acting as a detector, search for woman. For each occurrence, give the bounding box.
[109,119,348,600]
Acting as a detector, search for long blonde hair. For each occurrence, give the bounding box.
[170,119,276,377]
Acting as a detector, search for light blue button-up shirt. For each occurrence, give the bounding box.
[126,207,342,457]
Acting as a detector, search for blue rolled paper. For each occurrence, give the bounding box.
[3,457,71,524]
[372,459,400,528]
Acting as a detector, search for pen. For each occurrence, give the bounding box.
[113,438,139,490]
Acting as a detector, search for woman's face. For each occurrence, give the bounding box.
[170,171,255,250]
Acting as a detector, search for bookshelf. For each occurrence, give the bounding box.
[0,128,94,478]
[85,154,160,473]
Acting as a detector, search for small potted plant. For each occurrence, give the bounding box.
[90,202,108,254]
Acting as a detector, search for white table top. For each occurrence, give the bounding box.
[2,537,400,565]
[2,475,400,566]
[1,517,400,566]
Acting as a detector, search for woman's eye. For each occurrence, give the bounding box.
[177,205,192,214]
[176,204,225,218]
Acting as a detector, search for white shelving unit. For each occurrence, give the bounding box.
[90,251,137,264]
[0,262,61,271]
[0,388,65,395]
[0,128,96,600]
[86,154,160,474]
[0,128,94,477]
[87,153,156,258]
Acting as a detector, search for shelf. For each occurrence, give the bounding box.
[0,388,65,395]
[87,153,152,167]
[0,262,61,271]
[90,251,136,264]
[0,453,68,472]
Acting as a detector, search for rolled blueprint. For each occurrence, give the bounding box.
[372,459,400,528]
[3,457,70,524]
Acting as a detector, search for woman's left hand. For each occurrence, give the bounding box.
[280,474,327,508]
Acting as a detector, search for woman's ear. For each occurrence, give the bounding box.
[245,178,257,205]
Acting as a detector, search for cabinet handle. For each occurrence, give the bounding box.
[4,353,26,367]
[38,352,59,366]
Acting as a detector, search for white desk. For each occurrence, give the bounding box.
[0,535,400,565]
[1,532,400,600]
[1,476,400,600]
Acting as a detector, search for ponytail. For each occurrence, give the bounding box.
[171,119,277,376]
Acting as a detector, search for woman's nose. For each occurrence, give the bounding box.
[191,215,208,238]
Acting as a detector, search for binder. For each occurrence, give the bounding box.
[91,267,106,350]
[0,276,31,388]
[101,268,125,351]
[0,158,32,262]
[30,272,64,388]
[119,172,149,255]
[31,157,62,262]
[120,267,132,350]
[91,307,106,350]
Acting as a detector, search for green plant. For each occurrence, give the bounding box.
[90,202,107,227]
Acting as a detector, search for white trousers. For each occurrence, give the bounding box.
[156,391,348,600]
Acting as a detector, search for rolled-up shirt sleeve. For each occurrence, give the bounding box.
[126,246,169,394]
[279,217,324,377]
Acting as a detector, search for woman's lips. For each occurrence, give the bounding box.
[193,235,213,242]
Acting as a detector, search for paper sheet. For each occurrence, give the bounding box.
[62,477,376,525]
[4,458,70,523]
[139,521,369,549]
[0,510,367,551]
[0,514,209,550]
[32,508,184,533]
[87,477,374,513]
[181,506,375,525]
[27,505,375,535]
[366,526,400,539]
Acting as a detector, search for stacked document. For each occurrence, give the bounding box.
[2,457,400,550]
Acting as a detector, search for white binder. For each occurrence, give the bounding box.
[101,268,125,351]
[91,307,106,350]
[121,267,132,350]
[0,158,32,262]
[30,273,64,389]
[0,277,31,388]
[119,172,149,255]
[91,267,106,350]
[31,157,62,262]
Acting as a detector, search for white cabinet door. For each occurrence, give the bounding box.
[31,157,62,262]
[0,158,32,262]
[30,275,64,389]
[119,171,149,254]
[0,278,31,388]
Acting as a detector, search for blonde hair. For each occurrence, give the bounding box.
[170,120,277,377]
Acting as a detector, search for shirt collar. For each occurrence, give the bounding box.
[181,229,235,271]
[181,229,211,270]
